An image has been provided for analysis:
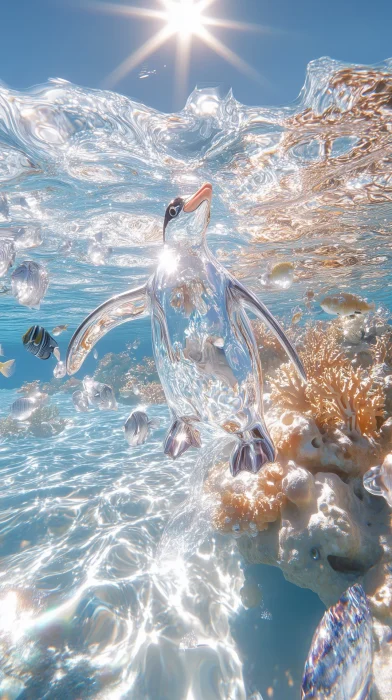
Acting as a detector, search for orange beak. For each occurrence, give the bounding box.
[183,182,212,213]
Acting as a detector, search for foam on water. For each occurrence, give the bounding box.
[0,56,392,698]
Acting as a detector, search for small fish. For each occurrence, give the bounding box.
[0,344,3,356]
[11,260,49,309]
[320,292,375,318]
[301,584,373,699]
[82,376,117,410]
[22,325,60,361]
[262,262,294,290]
[123,410,158,446]
[363,453,392,506]
[52,324,68,337]
[87,233,112,266]
[72,389,90,412]
[291,310,303,325]
[0,359,15,378]
[93,349,98,360]
[10,397,39,421]
[0,239,15,277]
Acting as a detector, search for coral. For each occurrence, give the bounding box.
[268,410,380,476]
[94,352,131,392]
[18,377,82,397]
[208,314,392,678]
[211,462,286,535]
[271,323,385,438]
[371,332,392,367]
[271,323,345,410]
[17,380,41,396]
[28,404,68,437]
[19,353,166,406]
[56,377,82,394]
[238,468,387,609]
[282,463,315,506]
[136,381,165,404]
[0,416,27,438]
[311,364,385,435]
[0,404,68,439]
[93,352,165,404]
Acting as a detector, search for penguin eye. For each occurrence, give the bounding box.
[169,205,179,218]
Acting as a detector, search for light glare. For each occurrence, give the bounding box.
[88,0,268,99]
[165,0,204,36]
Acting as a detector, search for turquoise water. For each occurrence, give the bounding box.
[0,56,391,698]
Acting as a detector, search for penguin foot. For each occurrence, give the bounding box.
[164,417,201,460]
[230,424,276,477]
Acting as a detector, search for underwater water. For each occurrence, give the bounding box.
[0,55,392,698]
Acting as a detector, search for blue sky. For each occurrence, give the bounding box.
[1,0,391,112]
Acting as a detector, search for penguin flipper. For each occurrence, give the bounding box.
[164,417,201,459]
[227,278,307,383]
[66,284,149,375]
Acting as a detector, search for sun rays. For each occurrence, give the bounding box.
[86,0,271,103]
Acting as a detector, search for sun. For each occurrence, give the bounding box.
[165,0,205,36]
[88,0,270,103]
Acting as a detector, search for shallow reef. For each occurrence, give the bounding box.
[203,313,392,698]
[1,55,392,699]
[3,313,392,694]
[0,354,164,440]
[0,401,69,439]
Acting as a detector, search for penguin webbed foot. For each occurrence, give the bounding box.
[230,424,276,477]
[164,416,201,459]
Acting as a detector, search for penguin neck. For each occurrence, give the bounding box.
[166,230,207,254]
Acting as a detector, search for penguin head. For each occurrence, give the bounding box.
[163,182,212,245]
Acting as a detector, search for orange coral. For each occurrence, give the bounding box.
[270,322,385,437]
[310,365,385,435]
[370,332,392,366]
[213,463,286,535]
[271,323,346,412]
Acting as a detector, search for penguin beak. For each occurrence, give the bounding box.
[183,182,212,213]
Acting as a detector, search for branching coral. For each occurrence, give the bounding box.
[370,332,392,367]
[270,323,385,437]
[18,380,41,396]
[311,365,385,435]
[0,404,68,439]
[94,352,131,391]
[0,416,26,438]
[212,463,286,535]
[120,380,165,404]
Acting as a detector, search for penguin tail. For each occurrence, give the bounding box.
[230,424,276,477]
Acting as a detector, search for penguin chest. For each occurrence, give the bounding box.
[150,267,261,426]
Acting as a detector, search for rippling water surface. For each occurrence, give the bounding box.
[0,56,392,698]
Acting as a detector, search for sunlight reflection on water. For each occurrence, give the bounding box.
[0,55,392,698]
